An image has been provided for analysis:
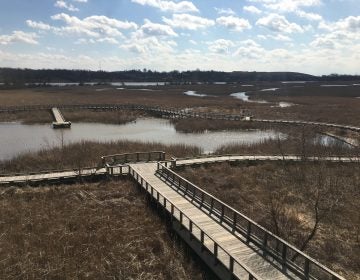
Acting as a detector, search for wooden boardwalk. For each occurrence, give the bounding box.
[0,152,348,279]
[1,104,359,132]
[0,167,106,185]
[51,107,71,128]
[130,162,298,280]
[175,155,360,167]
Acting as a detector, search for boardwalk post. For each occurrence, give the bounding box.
[246,222,252,242]
[229,257,234,273]
[304,259,310,279]
[232,213,237,233]
[200,231,205,252]
[213,243,218,265]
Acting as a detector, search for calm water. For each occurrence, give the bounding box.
[0,118,283,161]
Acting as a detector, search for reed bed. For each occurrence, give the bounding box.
[0,180,203,279]
[0,140,202,174]
[177,161,360,280]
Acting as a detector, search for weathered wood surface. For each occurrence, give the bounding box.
[52,107,71,128]
[1,154,358,185]
[0,167,106,185]
[0,104,359,132]
[156,161,346,280]
[176,155,360,167]
[130,162,299,280]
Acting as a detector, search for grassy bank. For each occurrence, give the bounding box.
[177,161,360,280]
[0,180,203,279]
[0,140,202,174]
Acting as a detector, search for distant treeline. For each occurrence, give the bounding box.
[0,68,359,85]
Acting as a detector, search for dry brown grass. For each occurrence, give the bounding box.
[0,140,202,174]
[0,82,359,126]
[215,127,359,157]
[0,180,203,279]
[62,109,149,124]
[0,111,52,124]
[171,119,268,133]
[177,161,360,280]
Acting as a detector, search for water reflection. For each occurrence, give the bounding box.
[0,118,283,161]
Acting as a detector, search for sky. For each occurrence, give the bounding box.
[0,0,359,75]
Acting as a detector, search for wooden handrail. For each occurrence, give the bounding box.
[156,162,346,280]
[129,165,261,280]
[101,151,166,165]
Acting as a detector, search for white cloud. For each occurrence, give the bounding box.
[269,34,292,41]
[73,0,88,2]
[296,10,322,21]
[256,13,303,33]
[0,31,39,45]
[163,14,215,30]
[249,0,322,13]
[310,37,336,49]
[121,36,176,54]
[334,16,360,32]
[214,8,236,16]
[50,13,137,38]
[54,1,79,12]
[131,0,198,13]
[26,20,52,30]
[314,16,360,50]
[75,37,119,44]
[243,5,262,14]
[208,39,235,54]
[216,16,251,32]
[140,19,177,37]
[234,39,265,59]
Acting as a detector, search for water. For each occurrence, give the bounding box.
[230,92,249,101]
[278,102,295,108]
[230,92,268,103]
[184,91,208,97]
[314,134,354,149]
[0,119,283,161]
[260,88,279,92]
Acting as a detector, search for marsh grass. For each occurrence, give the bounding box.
[0,83,359,126]
[177,161,360,279]
[215,127,359,157]
[0,140,202,174]
[0,180,203,279]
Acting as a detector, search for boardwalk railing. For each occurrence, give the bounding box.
[156,162,345,280]
[173,154,360,166]
[129,165,261,280]
[101,151,166,166]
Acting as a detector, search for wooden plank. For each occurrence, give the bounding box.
[130,162,298,280]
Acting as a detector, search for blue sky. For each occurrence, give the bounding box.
[0,0,359,75]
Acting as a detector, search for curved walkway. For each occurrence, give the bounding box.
[1,104,359,132]
[0,152,349,280]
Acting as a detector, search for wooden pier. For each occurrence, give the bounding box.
[51,107,71,128]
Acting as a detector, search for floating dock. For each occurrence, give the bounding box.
[51,107,71,128]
